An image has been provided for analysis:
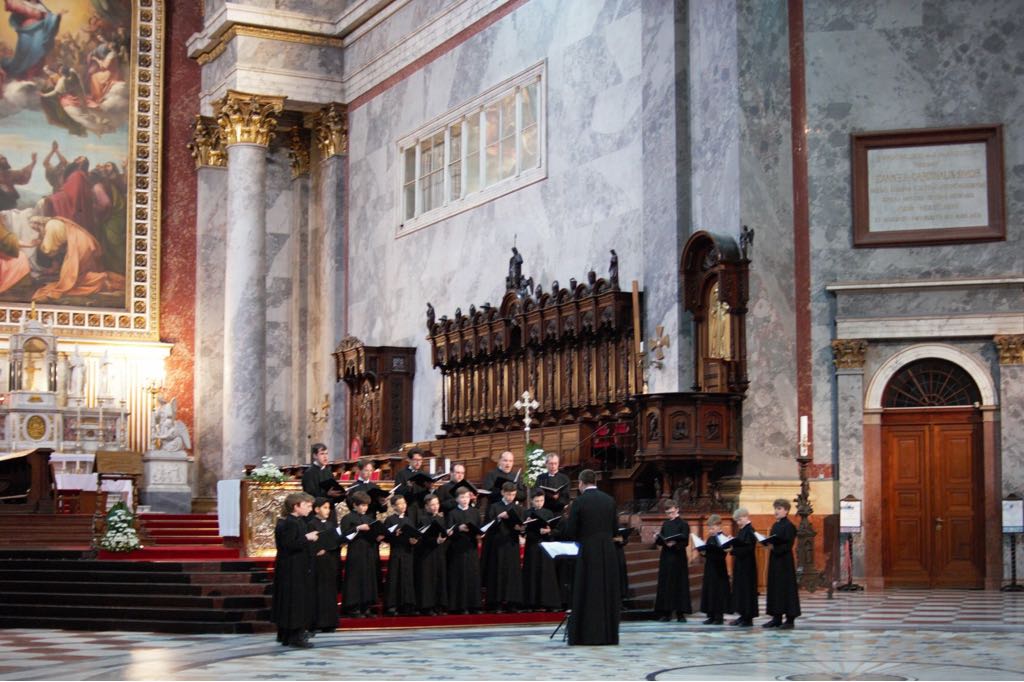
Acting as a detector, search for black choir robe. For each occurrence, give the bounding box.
[536,471,571,513]
[614,529,630,601]
[394,466,429,509]
[522,507,561,610]
[481,467,527,504]
[766,516,801,619]
[301,464,335,498]
[730,524,759,620]
[415,511,449,611]
[384,513,418,612]
[308,516,341,629]
[271,514,315,631]
[445,506,482,611]
[654,517,692,614]
[700,534,732,617]
[564,487,620,646]
[339,511,380,613]
[483,499,525,607]
[436,479,465,514]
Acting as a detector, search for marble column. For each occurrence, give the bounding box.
[288,127,311,460]
[188,115,227,497]
[215,91,285,478]
[311,103,348,458]
[995,335,1024,585]
[832,338,867,579]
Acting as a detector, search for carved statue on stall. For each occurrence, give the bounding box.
[150,395,191,452]
[68,345,85,398]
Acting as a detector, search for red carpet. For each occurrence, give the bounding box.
[338,610,565,629]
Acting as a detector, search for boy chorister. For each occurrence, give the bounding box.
[653,501,691,622]
[763,498,800,629]
[729,507,758,626]
[308,497,341,632]
[383,495,418,616]
[445,484,483,614]
[483,481,525,612]
[522,488,561,611]
[415,493,449,615]
[699,513,732,625]
[339,490,384,618]
[272,492,318,648]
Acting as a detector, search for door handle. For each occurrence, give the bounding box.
[934,517,944,531]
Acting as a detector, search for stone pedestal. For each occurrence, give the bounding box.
[142,449,193,513]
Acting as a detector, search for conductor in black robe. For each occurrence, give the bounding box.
[563,469,620,646]
[308,498,341,632]
[301,444,343,513]
[536,453,571,513]
[699,514,731,625]
[271,492,318,648]
[445,485,483,613]
[483,482,525,611]
[654,501,691,622]
[522,489,561,611]
[729,508,758,626]
[763,498,800,629]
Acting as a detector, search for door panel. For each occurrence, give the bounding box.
[931,424,982,587]
[885,428,929,585]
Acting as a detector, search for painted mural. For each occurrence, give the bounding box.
[0,0,130,308]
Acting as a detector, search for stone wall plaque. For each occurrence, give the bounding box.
[852,125,1004,247]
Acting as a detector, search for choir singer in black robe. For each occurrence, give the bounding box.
[383,496,418,615]
[301,444,343,513]
[729,508,758,626]
[445,484,483,614]
[436,462,474,513]
[763,498,800,629]
[563,469,620,646]
[271,492,317,648]
[483,482,525,612]
[653,501,691,622]
[308,498,341,632]
[522,489,561,611]
[699,514,731,625]
[394,448,428,510]
[339,491,384,618]
[415,494,448,615]
[536,453,570,513]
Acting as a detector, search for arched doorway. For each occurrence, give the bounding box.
[880,358,984,588]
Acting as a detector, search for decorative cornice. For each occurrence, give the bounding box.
[187,115,226,168]
[832,338,868,369]
[288,126,311,178]
[195,24,345,66]
[214,90,286,147]
[994,334,1024,365]
[313,103,348,158]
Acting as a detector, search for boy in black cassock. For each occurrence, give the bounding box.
[762,498,801,629]
[271,492,318,648]
[308,497,341,632]
[483,481,525,612]
[414,493,448,615]
[653,501,691,622]
[522,488,561,611]
[699,513,732,625]
[729,507,758,626]
[383,495,418,615]
[446,485,483,614]
[339,490,384,618]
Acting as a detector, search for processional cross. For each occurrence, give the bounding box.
[513,390,540,440]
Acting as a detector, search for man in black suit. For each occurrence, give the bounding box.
[301,443,342,519]
[563,469,620,645]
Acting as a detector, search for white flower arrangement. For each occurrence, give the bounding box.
[249,456,285,483]
[523,441,547,490]
[99,502,142,552]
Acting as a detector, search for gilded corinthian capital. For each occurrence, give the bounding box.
[994,334,1024,365]
[214,90,286,147]
[187,115,225,168]
[832,338,868,369]
[314,103,347,158]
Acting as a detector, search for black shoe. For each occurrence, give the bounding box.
[703,617,715,625]
[289,638,313,649]
[763,618,782,628]
[656,614,670,622]
[729,618,742,626]
[781,619,795,630]
[319,627,335,633]
[676,614,686,623]
[738,619,753,627]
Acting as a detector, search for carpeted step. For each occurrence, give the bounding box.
[97,546,241,561]
[0,591,271,610]
[0,579,271,597]
[0,614,275,635]
[337,610,566,629]
[3,602,271,624]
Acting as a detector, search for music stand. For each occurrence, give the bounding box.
[541,541,579,640]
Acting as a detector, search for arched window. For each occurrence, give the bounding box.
[882,358,981,408]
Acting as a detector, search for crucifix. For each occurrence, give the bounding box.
[513,390,540,441]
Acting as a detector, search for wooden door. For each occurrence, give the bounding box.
[882,410,982,588]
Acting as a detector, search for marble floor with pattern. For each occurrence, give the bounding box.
[2,590,1023,681]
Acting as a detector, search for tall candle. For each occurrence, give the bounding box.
[429,458,436,475]
[799,415,808,443]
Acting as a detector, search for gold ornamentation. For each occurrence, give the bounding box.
[314,103,347,158]
[214,90,285,148]
[994,335,1024,365]
[831,339,868,369]
[26,415,46,440]
[195,24,345,66]
[288,126,310,178]
[187,115,226,168]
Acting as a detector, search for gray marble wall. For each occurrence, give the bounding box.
[193,166,227,497]
[805,0,1024,468]
[290,173,310,464]
[1000,364,1024,497]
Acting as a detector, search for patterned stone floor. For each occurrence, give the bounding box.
[2,590,1023,681]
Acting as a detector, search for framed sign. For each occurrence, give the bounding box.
[839,496,862,534]
[851,125,1004,248]
[1003,497,1023,534]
